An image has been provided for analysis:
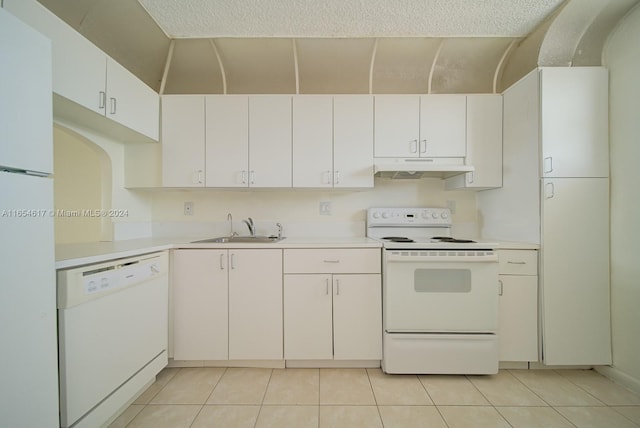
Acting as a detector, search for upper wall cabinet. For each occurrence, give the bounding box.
[4,0,159,142]
[162,95,205,187]
[445,94,503,190]
[292,95,374,188]
[207,95,292,188]
[374,95,466,158]
[539,67,609,178]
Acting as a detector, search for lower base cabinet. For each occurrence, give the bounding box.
[498,250,539,362]
[172,249,283,361]
[284,274,381,360]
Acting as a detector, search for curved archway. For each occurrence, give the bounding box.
[53,124,113,243]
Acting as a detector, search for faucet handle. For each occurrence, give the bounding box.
[276,222,283,239]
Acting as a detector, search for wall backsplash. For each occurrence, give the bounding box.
[150,176,479,239]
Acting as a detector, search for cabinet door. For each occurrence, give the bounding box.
[228,250,283,359]
[161,95,205,187]
[292,96,333,187]
[419,95,466,157]
[333,274,382,360]
[541,177,611,365]
[172,250,228,360]
[334,95,374,188]
[249,96,292,187]
[540,67,609,178]
[374,95,420,157]
[205,95,249,187]
[105,58,159,140]
[498,275,538,361]
[0,8,52,174]
[4,0,106,116]
[284,275,333,359]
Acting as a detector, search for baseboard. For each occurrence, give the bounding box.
[168,359,286,369]
[596,366,640,395]
[499,361,530,369]
[286,360,381,369]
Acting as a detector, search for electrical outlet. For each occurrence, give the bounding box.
[319,201,332,216]
[184,201,194,216]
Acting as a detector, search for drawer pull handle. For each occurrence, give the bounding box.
[507,261,526,265]
[323,260,340,263]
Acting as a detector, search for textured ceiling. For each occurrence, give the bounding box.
[137,0,566,38]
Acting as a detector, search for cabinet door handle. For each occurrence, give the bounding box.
[334,170,340,185]
[335,278,340,295]
[507,261,526,265]
[241,170,247,184]
[325,278,330,295]
[409,139,418,153]
[219,253,225,270]
[544,157,553,174]
[249,170,255,185]
[324,170,332,185]
[99,91,106,110]
[545,182,555,199]
[419,139,427,154]
[110,97,117,115]
[230,253,235,269]
[323,259,340,263]
[498,279,504,296]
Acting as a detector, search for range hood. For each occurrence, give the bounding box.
[374,158,474,179]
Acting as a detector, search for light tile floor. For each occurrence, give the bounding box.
[109,367,640,428]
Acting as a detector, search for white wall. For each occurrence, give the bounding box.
[601,3,640,391]
[53,121,154,240]
[151,177,478,239]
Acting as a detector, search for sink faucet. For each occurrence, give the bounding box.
[242,217,256,236]
[227,213,237,237]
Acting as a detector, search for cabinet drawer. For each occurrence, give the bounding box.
[284,249,381,274]
[498,250,538,275]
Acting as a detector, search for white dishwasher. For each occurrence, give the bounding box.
[57,251,169,428]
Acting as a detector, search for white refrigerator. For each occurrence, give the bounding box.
[0,7,59,427]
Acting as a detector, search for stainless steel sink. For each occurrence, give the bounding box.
[191,235,285,244]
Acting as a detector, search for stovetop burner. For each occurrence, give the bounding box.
[382,236,415,243]
[431,236,477,243]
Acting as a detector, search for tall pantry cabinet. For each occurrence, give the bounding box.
[477,67,611,366]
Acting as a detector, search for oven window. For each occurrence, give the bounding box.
[414,269,471,293]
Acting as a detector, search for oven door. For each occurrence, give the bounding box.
[383,249,499,333]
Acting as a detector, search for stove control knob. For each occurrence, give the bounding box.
[432,212,439,219]
[372,212,380,219]
[421,211,429,219]
[441,211,449,219]
[382,212,390,219]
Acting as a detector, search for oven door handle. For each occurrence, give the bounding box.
[385,252,498,263]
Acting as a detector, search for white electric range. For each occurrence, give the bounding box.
[367,207,500,375]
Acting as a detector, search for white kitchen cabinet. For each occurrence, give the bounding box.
[228,249,283,360]
[292,96,334,187]
[172,250,228,360]
[445,94,502,190]
[541,177,611,365]
[419,95,466,157]
[498,250,538,362]
[283,249,382,361]
[161,95,205,187]
[540,67,609,178]
[5,0,159,142]
[333,95,374,188]
[292,95,374,188]
[477,67,611,366]
[248,96,292,187]
[206,95,249,187]
[374,95,466,158]
[105,58,160,140]
[172,249,283,361]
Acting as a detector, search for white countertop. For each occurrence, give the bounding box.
[56,236,382,269]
